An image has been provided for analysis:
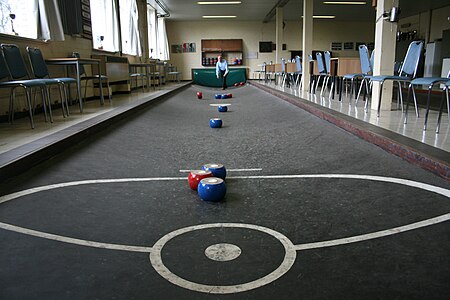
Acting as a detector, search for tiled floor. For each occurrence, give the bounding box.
[0,82,186,155]
[259,80,450,152]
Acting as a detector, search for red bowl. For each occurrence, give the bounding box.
[188,170,213,190]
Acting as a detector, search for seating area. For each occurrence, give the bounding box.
[255,40,449,152]
[0,44,182,130]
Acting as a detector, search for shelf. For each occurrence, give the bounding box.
[201,39,244,67]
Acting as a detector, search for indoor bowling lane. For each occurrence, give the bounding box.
[0,84,449,299]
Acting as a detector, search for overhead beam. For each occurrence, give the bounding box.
[262,0,290,23]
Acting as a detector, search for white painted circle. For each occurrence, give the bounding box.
[149,223,297,294]
[204,243,241,261]
[0,174,449,294]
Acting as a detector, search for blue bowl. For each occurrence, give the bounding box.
[209,118,223,128]
[202,163,226,179]
[197,177,226,202]
[215,94,221,99]
[218,106,228,112]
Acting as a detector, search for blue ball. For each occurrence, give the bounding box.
[221,94,227,99]
[215,94,221,99]
[197,177,226,202]
[202,163,226,179]
[218,106,228,112]
[209,118,223,128]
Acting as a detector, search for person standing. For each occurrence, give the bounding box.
[216,54,229,90]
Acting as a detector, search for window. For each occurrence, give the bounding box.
[147,5,169,60]
[0,0,38,39]
[147,5,157,58]
[90,0,119,52]
[119,0,141,55]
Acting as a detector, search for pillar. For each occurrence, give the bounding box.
[301,0,313,91]
[275,7,284,64]
[371,0,399,111]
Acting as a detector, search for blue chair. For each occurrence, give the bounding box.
[436,80,450,133]
[404,71,450,131]
[322,51,335,97]
[72,52,111,104]
[26,46,78,117]
[314,52,327,93]
[370,41,424,117]
[293,55,303,89]
[0,50,48,129]
[342,45,373,104]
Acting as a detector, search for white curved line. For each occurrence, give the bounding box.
[294,213,450,251]
[0,222,152,253]
[0,177,186,205]
[0,174,448,253]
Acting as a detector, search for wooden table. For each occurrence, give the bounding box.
[46,58,104,112]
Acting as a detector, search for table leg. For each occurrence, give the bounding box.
[75,62,83,113]
[97,62,104,105]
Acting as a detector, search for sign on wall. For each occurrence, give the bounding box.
[171,43,196,53]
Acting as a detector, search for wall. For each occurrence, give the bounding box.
[166,19,375,80]
[398,5,450,42]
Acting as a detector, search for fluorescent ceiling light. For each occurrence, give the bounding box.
[202,15,237,18]
[198,1,242,4]
[313,15,336,19]
[323,1,367,4]
[302,15,336,19]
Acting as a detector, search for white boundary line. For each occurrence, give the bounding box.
[179,168,262,173]
[0,174,448,254]
[294,213,450,251]
[0,222,152,253]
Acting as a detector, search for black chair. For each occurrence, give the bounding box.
[26,46,78,117]
[0,50,48,129]
[72,52,111,103]
[128,61,148,92]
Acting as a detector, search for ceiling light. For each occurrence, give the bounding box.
[323,1,367,4]
[197,1,242,4]
[302,15,337,19]
[202,15,237,18]
[313,15,336,19]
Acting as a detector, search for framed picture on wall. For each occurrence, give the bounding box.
[331,42,342,51]
[259,41,273,53]
[344,42,354,50]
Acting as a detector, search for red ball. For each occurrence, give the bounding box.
[234,83,238,87]
[196,91,202,99]
[240,82,245,86]
[227,93,232,98]
[188,170,213,190]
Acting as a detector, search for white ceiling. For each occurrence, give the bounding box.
[151,0,449,22]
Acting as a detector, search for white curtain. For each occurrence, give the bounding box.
[157,17,170,61]
[119,0,141,56]
[90,0,120,52]
[147,5,158,58]
[38,0,64,41]
[0,0,39,39]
